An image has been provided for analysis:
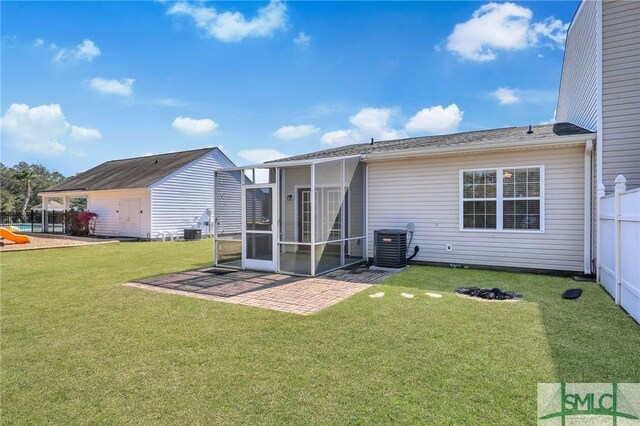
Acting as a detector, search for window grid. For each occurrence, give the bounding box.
[460,166,543,232]
[462,170,497,230]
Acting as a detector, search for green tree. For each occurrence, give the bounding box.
[15,167,37,221]
[0,189,16,213]
[0,162,66,212]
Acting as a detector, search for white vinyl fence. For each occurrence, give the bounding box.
[598,175,640,323]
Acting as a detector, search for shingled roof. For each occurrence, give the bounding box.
[42,148,222,193]
[271,122,594,162]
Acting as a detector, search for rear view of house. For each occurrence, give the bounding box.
[40,148,234,239]
[214,123,596,276]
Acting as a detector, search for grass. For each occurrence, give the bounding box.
[2,240,639,424]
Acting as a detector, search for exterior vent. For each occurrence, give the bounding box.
[374,229,407,268]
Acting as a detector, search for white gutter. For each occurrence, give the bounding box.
[219,154,364,172]
[362,133,596,162]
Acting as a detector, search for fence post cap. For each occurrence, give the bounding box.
[597,183,606,197]
[614,175,627,184]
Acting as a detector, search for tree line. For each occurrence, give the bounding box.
[0,162,66,214]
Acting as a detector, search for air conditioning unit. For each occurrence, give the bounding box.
[374,229,408,268]
[183,228,202,240]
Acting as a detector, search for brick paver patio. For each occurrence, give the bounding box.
[124,266,396,315]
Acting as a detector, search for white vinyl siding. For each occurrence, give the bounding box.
[366,145,586,272]
[602,0,640,191]
[149,150,233,239]
[87,188,151,238]
[556,0,599,132]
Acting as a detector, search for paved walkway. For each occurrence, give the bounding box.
[124,266,396,315]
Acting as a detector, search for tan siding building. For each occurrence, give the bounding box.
[602,0,640,191]
[367,146,587,272]
[557,0,640,193]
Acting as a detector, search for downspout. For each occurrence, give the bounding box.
[584,139,593,274]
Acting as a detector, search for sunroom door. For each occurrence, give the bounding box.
[243,185,276,271]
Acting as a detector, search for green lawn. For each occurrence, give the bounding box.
[2,241,639,424]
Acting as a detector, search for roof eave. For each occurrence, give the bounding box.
[362,133,597,162]
[38,187,146,197]
[217,154,365,171]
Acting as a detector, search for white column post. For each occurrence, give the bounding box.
[340,159,345,267]
[596,183,606,283]
[310,163,316,276]
[41,195,48,233]
[614,175,626,305]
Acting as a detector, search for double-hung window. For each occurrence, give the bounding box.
[460,166,544,232]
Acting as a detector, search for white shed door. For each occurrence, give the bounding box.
[119,199,141,237]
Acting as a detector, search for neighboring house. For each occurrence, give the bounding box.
[556,0,639,318]
[40,148,234,239]
[32,200,65,211]
[214,124,596,275]
[556,0,640,193]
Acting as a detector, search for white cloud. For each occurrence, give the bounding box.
[293,32,311,48]
[167,0,288,43]
[446,2,568,61]
[539,110,557,125]
[71,125,102,140]
[320,129,358,147]
[89,77,135,96]
[172,116,219,136]
[33,38,45,47]
[490,87,556,105]
[154,98,185,107]
[321,105,465,147]
[532,17,569,46]
[238,148,288,164]
[321,107,405,147]
[0,103,101,155]
[54,39,101,62]
[491,88,521,105]
[405,104,463,134]
[273,124,318,140]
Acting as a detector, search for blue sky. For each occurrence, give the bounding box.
[1,1,579,175]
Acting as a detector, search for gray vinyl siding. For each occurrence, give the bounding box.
[281,166,311,243]
[556,0,598,132]
[149,150,233,239]
[602,0,640,191]
[366,145,587,272]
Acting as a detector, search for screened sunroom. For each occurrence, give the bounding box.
[214,155,367,276]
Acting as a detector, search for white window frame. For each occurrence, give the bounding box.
[459,165,545,233]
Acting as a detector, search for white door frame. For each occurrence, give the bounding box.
[242,184,277,271]
[118,198,142,238]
